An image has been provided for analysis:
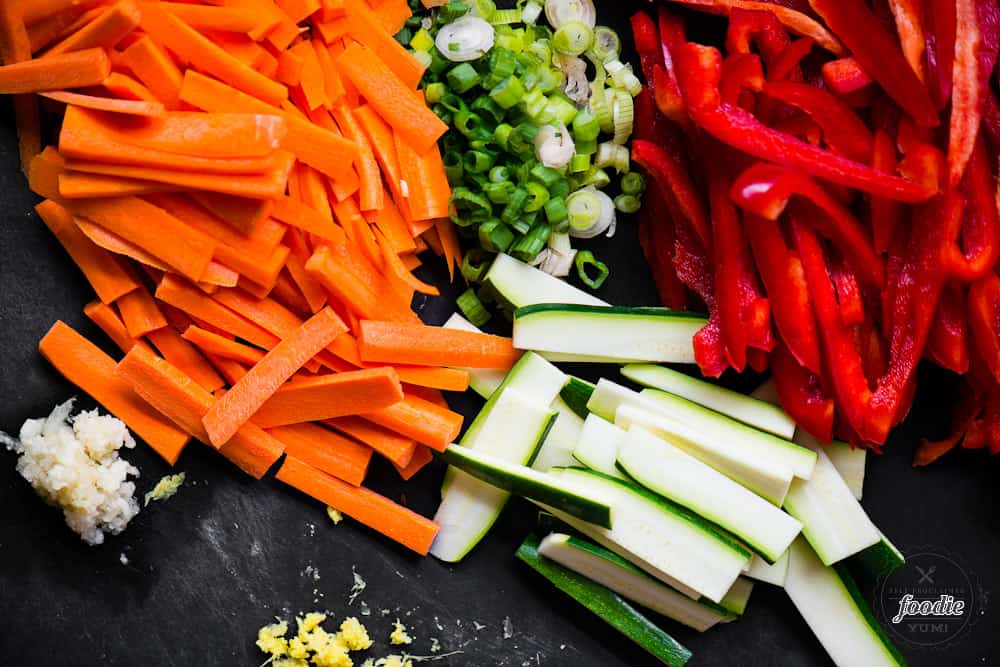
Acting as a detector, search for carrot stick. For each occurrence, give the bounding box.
[155,274,281,349]
[373,0,412,34]
[206,353,249,385]
[0,3,41,174]
[211,286,305,337]
[359,320,520,370]
[314,17,350,44]
[84,299,153,354]
[399,253,422,271]
[267,422,370,486]
[69,196,216,281]
[28,146,66,199]
[59,171,180,198]
[45,1,141,57]
[41,90,165,116]
[325,415,416,467]
[394,129,451,221]
[276,455,439,554]
[362,392,462,451]
[0,46,110,93]
[344,0,424,89]
[267,269,311,315]
[146,326,226,393]
[182,324,266,366]
[292,39,329,111]
[21,0,108,26]
[331,103,382,213]
[191,192,276,235]
[99,72,159,102]
[375,196,417,254]
[393,443,433,480]
[178,70,358,181]
[116,345,285,477]
[139,3,288,107]
[393,366,470,392]
[147,194,276,257]
[354,104,401,195]
[36,198,140,303]
[120,35,183,108]
[202,307,347,445]
[27,7,96,54]
[251,367,403,427]
[298,163,336,223]
[319,0,347,21]
[305,244,381,319]
[64,151,295,199]
[276,48,305,87]
[374,227,440,296]
[160,3,259,33]
[117,285,167,337]
[284,252,329,313]
[276,0,322,22]
[338,42,446,153]
[312,38,345,104]
[40,321,191,464]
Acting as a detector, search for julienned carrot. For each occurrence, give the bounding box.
[59,171,181,198]
[312,38,345,104]
[337,42,447,154]
[314,17,350,45]
[100,72,159,103]
[146,326,226,393]
[21,0,108,26]
[160,3,259,33]
[284,251,328,313]
[375,196,417,254]
[138,3,288,108]
[70,195,216,281]
[292,39,328,111]
[305,244,380,320]
[276,0,322,22]
[182,324,266,366]
[393,444,433,481]
[392,366,470,392]
[345,0,424,89]
[202,307,347,446]
[36,198,139,303]
[147,193,277,258]
[0,47,111,93]
[64,150,296,199]
[40,321,191,464]
[363,392,463,451]
[325,415,417,467]
[44,1,141,57]
[116,345,285,477]
[400,253,422,271]
[268,269,312,315]
[28,146,65,199]
[276,48,304,86]
[155,274,281,349]
[394,128,451,222]
[84,299,152,355]
[436,217,460,281]
[41,90,165,116]
[212,286,304,337]
[276,455,439,554]
[375,227,440,296]
[359,320,521,370]
[251,367,404,428]
[267,422,371,486]
[120,35,183,108]
[28,6,106,55]
[73,215,170,273]
[297,163,337,223]
[177,70,358,182]
[0,4,41,174]
[206,353,249,385]
[191,192,276,235]
[331,103,382,212]
[117,284,167,337]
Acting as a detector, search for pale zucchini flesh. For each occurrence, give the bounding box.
[485,252,609,309]
[441,313,506,399]
[718,576,755,616]
[531,397,584,472]
[745,551,790,587]
[573,414,628,479]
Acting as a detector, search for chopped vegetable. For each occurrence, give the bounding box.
[144,472,185,507]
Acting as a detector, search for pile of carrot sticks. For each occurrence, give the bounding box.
[0,0,517,555]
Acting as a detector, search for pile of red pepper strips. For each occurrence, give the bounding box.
[628,0,1000,464]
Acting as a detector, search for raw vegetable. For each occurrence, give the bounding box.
[531,396,585,471]
[573,413,627,478]
[357,320,521,369]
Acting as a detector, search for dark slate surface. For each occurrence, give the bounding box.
[2,6,999,666]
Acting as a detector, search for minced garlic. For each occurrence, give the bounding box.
[389,621,413,646]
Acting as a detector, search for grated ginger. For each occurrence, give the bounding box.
[144,472,185,506]
[389,621,413,646]
[257,614,427,667]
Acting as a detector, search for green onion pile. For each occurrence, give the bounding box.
[399,0,646,325]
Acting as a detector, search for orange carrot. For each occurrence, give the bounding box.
[393,443,433,480]
[276,455,439,554]
[269,269,312,315]
[178,70,358,182]
[393,366,470,392]
[120,35,183,108]
[84,299,153,354]
[155,274,281,349]
[298,163,337,223]
[45,1,141,57]
[331,103,382,213]
[359,320,521,369]
[146,326,226,393]
[314,17,350,44]
[352,103,402,196]
[69,195,216,281]
[325,415,416,467]
[292,39,329,111]
[373,0,412,34]
[305,244,381,320]
[211,287,304,338]
[276,0,322,22]
[0,46,110,93]
[139,3,288,107]
[36,198,139,303]
[0,3,41,174]
[59,171,180,198]
[64,150,295,199]
[276,48,305,86]
[400,253,422,271]
[182,324,266,366]
[191,191,276,234]
[394,128,451,221]
[337,42,447,153]
[116,284,167,337]
[28,145,66,199]
[148,194,277,257]
[375,196,417,254]
[41,90,165,116]
[312,37,345,104]
[345,0,424,89]
[99,72,159,102]
[267,422,370,486]
[206,352,249,385]
[436,216,460,281]
[251,367,404,427]
[160,3,259,33]
[40,321,191,464]
[284,251,329,313]
[116,345,284,477]
[202,307,347,445]
[21,0,108,26]
[374,226,440,296]
[363,392,462,451]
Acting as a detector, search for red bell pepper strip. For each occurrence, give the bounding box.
[771,113,822,145]
[653,7,689,126]
[725,8,791,69]
[807,0,938,127]
[674,43,935,203]
[944,137,998,281]
[947,0,984,188]
[640,188,689,310]
[886,0,926,83]
[771,340,835,442]
[820,57,873,94]
[982,89,1000,151]
[869,129,903,254]
[761,81,873,162]
[925,282,971,374]
[968,272,1000,384]
[720,53,765,107]
[830,255,865,326]
[767,37,812,81]
[745,213,821,372]
[730,162,885,287]
[632,139,712,252]
[924,0,957,109]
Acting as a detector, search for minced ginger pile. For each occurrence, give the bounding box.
[258,613,416,667]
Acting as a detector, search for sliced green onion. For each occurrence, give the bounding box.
[521,0,543,23]
[594,141,630,173]
[472,0,496,20]
[509,219,532,235]
[566,188,601,233]
[450,187,493,226]
[410,28,435,52]
[454,109,485,137]
[547,95,578,125]
[589,80,613,133]
[611,89,634,145]
[580,166,611,189]
[489,165,510,183]
[424,81,446,104]
[509,122,539,155]
[550,178,571,199]
[570,153,590,173]
[457,287,492,326]
[488,47,517,79]
[490,8,522,24]
[447,62,481,93]
[575,249,609,289]
[439,91,467,112]
[461,248,491,282]
[494,32,525,52]
[464,149,495,173]
[411,49,432,68]
[395,27,413,46]
[436,14,494,62]
[614,193,641,214]
[501,186,529,223]
[439,1,471,24]
[530,162,562,187]
[510,223,552,262]
[587,26,620,63]
[552,20,593,56]
[484,180,516,203]
[545,0,596,29]
[478,218,515,252]
[544,196,568,224]
[493,122,513,149]
[620,172,646,195]
[605,59,642,96]
[489,75,526,108]
[571,109,600,142]
[443,150,464,184]
[574,137,597,155]
[428,47,452,75]
[525,39,551,65]
[524,181,551,212]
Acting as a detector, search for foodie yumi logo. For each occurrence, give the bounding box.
[876,547,986,648]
